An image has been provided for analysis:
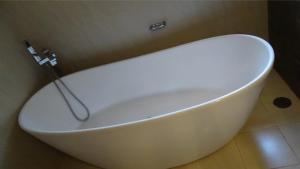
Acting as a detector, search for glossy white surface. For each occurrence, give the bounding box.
[19,34,274,169]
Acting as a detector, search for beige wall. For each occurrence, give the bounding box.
[1,1,268,74]
[0,13,63,169]
[0,1,268,169]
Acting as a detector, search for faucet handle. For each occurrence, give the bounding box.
[24,40,31,48]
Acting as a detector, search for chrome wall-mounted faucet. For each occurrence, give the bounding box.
[23,40,90,122]
[24,41,57,66]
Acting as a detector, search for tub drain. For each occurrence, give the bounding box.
[273,97,292,108]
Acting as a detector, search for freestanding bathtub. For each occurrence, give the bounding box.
[19,34,274,169]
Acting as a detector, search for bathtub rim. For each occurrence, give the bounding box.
[19,34,274,135]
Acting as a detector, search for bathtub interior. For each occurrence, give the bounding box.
[19,35,273,133]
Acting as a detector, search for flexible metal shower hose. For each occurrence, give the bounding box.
[48,66,90,122]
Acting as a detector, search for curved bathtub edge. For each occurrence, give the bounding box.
[18,34,275,135]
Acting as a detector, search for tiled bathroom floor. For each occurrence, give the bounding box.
[59,70,300,169]
[173,70,300,169]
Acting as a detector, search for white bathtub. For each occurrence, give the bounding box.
[19,34,274,169]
